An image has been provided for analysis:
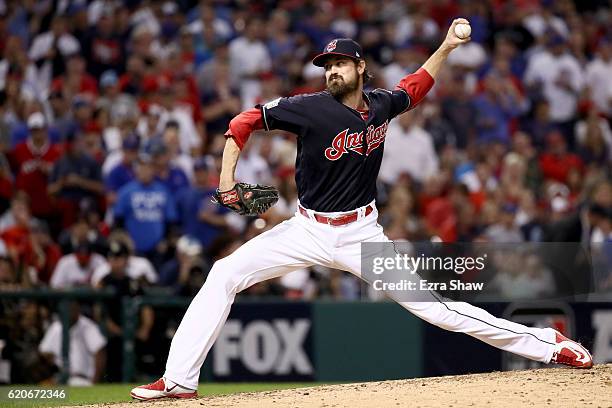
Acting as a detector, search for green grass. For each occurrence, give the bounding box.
[1,383,321,407]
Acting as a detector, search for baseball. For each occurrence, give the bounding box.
[454,23,471,39]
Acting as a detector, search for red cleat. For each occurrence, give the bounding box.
[550,331,593,368]
[130,377,197,401]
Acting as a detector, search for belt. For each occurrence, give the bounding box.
[298,203,374,226]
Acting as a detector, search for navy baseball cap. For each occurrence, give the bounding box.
[122,133,140,150]
[147,140,168,156]
[312,38,364,67]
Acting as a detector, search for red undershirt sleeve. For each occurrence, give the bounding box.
[396,67,435,109]
[224,108,264,150]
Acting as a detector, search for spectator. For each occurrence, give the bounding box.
[0,191,32,233]
[98,70,139,128]
[520,99,557,149]
[200,61,242,135]
[4,301,51,383]
[113,153,177,262]
[0,255,21,289]
[148,140,190,195]
[71,94,95,130]
[82,7,124,77]
[9,112,62,224]
[136,104,163,145]
[516,190,544,242]
[102,101,141,174]
[228,18,271,109]
[51,54,97,104]
[380,109,438,185]
[118,55,147,96]
[473,72,522,144]
[28,219,61,285]
[28,15,80,93]
[0,193,36,285]
[104,133,140,205]
[95,240,154,381]
[440,73,477,149]
[160,53,202,124]
[382,45,423,90]
[265,10,296,71]
[585,38,612,118]
[522,3,569,40]
[499,152,528,203]
[79,124,103,166]
[296,3,339,52]
[91,238,157,287]
[156,3,183,58]
[158,235,209,296]
[39,302,106,386]
[0,36,29,95]
[234,135,273,184]
[484,203,524,243]
[57,211,107,256]
[47,89,73,140]
[156,83,202,155]
[127,25,158,71]
[574,106,612,165]
[510,132,543,194]
[188,4,233,45]
[422,101,457,153]
[378,184,421,241]
[162,121,194,181]
[446,37,487,70]
[176,158,229,247]
[524,34,584,138]
[539,131,583,184]
[490,253,555,299]
[49,242,106,289]
[394,4,440,46]
[48,131,104,227]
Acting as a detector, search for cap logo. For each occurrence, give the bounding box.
[325,40,337,52]
[355,52,360,57]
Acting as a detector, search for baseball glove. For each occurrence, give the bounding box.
[213,182,279,216]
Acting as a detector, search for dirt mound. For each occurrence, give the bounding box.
[90,364,612,408]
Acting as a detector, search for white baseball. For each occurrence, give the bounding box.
[454,23,471,39]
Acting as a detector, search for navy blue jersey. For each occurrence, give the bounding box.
[260,89,410,212]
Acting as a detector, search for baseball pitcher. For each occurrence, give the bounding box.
[130,19,593,400]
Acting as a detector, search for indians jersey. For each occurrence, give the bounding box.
[10,140,62,216]
[226,68,434,212]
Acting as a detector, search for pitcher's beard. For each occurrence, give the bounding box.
[327,76,359,99]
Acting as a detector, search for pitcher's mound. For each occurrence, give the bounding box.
[99,364,612,408]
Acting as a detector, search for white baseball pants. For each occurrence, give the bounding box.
[164,202,557,389]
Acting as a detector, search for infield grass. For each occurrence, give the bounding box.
[1,383,320,407]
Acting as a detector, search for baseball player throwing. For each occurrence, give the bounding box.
[131,18,593,400]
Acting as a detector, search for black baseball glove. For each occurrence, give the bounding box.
[213,182,279,216]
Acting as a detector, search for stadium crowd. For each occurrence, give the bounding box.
[0,0,611,384]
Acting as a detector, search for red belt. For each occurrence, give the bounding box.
[298,204,374,226]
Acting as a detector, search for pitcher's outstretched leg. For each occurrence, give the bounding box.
[131,218,330,400]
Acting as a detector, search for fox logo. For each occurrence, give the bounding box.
[325,40,338,52]
[324,121,389,161]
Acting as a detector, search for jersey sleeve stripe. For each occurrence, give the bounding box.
[397,88,411,114]
[261,105,270,131]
